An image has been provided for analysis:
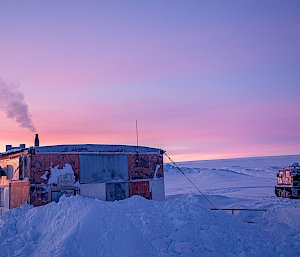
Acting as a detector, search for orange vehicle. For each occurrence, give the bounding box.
[275,162,300,198]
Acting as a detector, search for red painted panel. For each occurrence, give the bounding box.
[129,181,152,200]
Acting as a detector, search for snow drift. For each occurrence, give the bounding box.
[0,194,299,257]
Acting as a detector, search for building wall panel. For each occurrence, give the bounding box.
[1,146,165,208]
[6,157,20,180]
[150,179,165,201]
[129,181,152,200]
[9,180,30,209]
[80,183,106,200]
[106,182,129,201]
[4,185,9,210]
[29,154,80,206]
[30,154,80,184]
[80,154,128,183]
[30,185,48,206]
[0,157,20,180]
[128,154,163,180]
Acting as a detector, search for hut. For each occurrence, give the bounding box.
[0,137,165,214]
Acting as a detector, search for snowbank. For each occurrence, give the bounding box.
[0,194,299,257]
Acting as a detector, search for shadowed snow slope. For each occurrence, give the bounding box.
[1,195,300,257]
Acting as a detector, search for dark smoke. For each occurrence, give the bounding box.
[0,78,36,132]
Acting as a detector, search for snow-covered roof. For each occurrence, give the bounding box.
[34,144,162,154]
[0,148,27,157]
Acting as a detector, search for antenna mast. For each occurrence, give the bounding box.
[136,119,139,150]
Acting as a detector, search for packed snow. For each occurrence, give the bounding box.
[1,155,300,257]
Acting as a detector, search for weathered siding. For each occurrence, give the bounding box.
[0,146,165,208]
[106,182,129,201]
[9,180,30,208]
[29,154,80,206]
[0,176,10,211]
[80,154,128,183]
[29,154,80,184]
[0,157,20,180]
[128,154,163,180]
[129,181,152,199]
[30,184,49,206]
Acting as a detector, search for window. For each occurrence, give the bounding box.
[51,190,75,203]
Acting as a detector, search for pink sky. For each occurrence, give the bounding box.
[0,1,299,161]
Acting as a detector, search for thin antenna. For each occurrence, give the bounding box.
[135,119,139,167]
[136,119,139,150]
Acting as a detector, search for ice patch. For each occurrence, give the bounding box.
[153,164,160,179]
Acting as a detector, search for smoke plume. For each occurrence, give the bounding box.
[0,78,36,132]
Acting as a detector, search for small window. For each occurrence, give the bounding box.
[51,190,75,203]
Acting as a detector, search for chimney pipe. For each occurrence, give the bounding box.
[34,134,39,147]
[6,145,12,152]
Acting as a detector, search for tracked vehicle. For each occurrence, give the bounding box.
[275,162,300,198]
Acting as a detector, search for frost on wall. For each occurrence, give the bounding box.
[30,154,80,184]
[30,154,80,206]
[42,163,75,186]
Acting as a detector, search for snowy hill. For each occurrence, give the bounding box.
[165,154,300,198]
[0,155,300,257]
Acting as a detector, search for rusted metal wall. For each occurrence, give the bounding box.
[29,154,80,206]
[128,154,163,180]
[29,154,80,184]
[129,181,152,199]
[80,154,128,183]
[9,180,30,209]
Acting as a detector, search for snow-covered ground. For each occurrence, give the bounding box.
[1,155,300,257]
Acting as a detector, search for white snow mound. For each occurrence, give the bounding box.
[0,194,299,257]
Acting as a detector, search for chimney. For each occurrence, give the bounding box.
[34,134,39,147]
[6,145,12,151]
